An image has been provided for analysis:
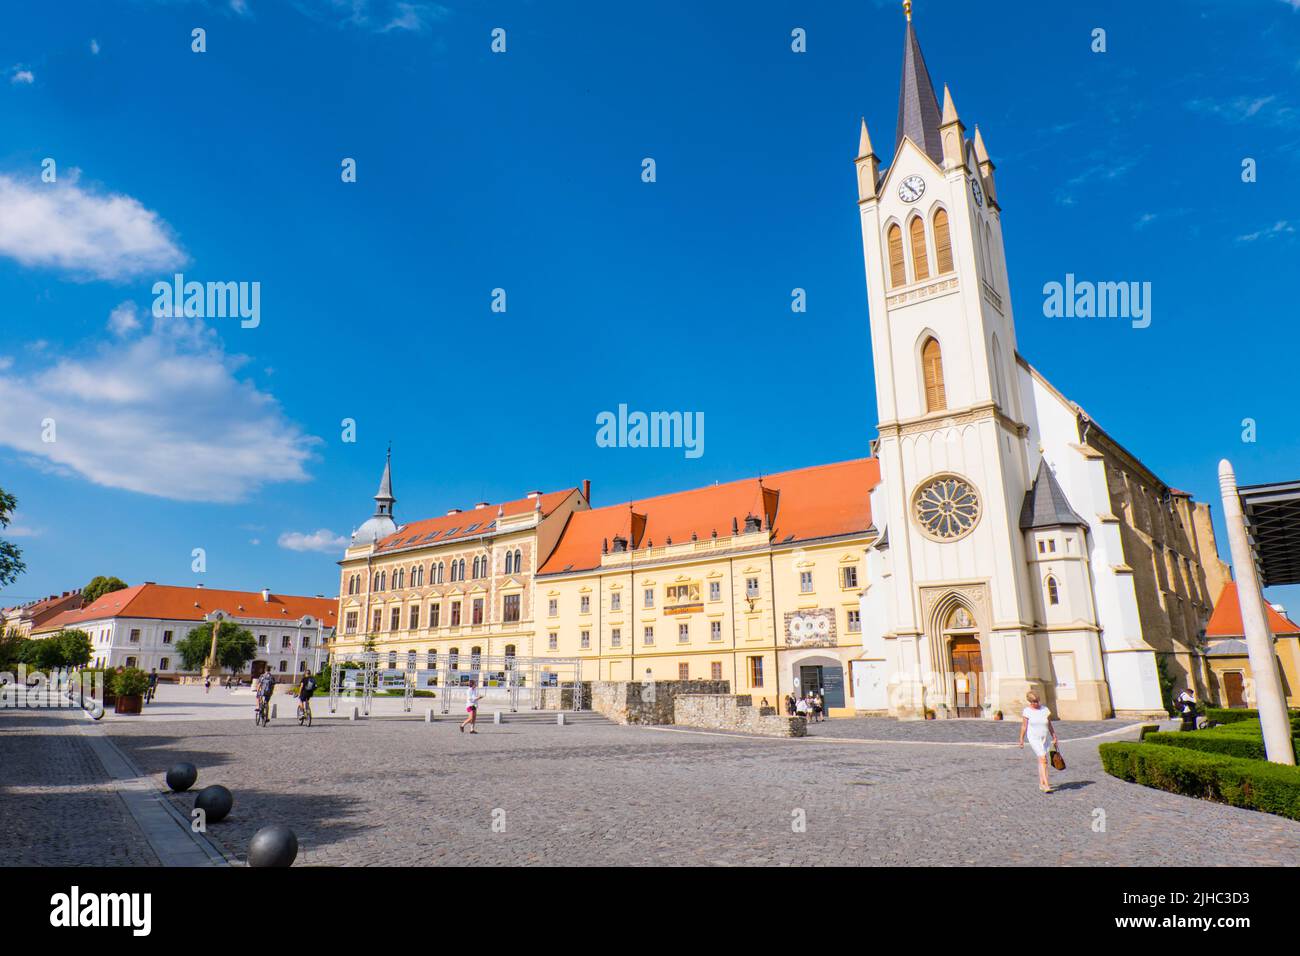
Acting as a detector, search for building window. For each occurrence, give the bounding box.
[678,663,690,680]
[643,626,654,646]
[449,648,459,669]
[470,647,482,671]
[710,620,722,642]
[933,208,953,275]
[678,623,689,643]
[299,661,309,673]
[471,598,484,626]
[388,651,397,668]
[279,661,288,673]
[580,630,591,649]
[1046,577,1060,606]
[371,610,381,632]
[257,634,268,648]
[389,608,401,631]
[847,609,862,633]
[504,551,514,574]
[643,588,654,608]
[503,594,520,623]
[748,656,764,688]
[922,336,947,412]
[125,657,137,668]
[799,571,814,593]
[746,577,760,599]
[429,603,440,628]
[282,635,292,649]
[302,635,311,648]
[409,606,420,630]
[160,657,170,670]
[548,632,558,651]
[711,661,722,681]
[548,598,558,616]
[709,581,721,602]
[450,602,462,627]
[580,595,591,614]
[610,628,622,648]
[841,566,859,588]
[610,592,621,611]
[427,649,436,668]
[886,223,906,288]
[407,650,417,669]
[345,612,358,634]
[162,630,173,644]
[129,629,140,643]
[513,549,522,573]
[909,216,929,281]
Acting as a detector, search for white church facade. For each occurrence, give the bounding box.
[851,7,1225,720]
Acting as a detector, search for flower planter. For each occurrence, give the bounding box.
[114,694,143,715]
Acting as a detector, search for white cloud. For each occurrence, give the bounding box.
[278,528,347,553]
[0,173,185,281]
[0,311,318,503]
[107,301,142,337]
[10,68,34,85]
[3,517,40,538]
[1236,220,1295,242]
[290,0,450,33]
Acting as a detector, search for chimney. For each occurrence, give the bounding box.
[475,501,489,509]
[447,508,462,516]
[582,479,591,502]
[194,583,203,589]
[261,587,270,602]
[611,535,628,553]
[526,490,541,498]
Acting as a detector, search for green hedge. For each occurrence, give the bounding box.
[1205,707,1300,726]
[1142,730,1300,761]
[1100,742,1300,820]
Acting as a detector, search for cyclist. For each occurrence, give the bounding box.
[255,670,276,724]
[296,669,317,724]
[146,668,158,703]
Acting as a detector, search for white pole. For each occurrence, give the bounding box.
[1218,459,1295,765]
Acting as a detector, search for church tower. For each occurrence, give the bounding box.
[857,2,1044,717]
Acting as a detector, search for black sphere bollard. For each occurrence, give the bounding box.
[194,784,233,823]
[166,762,198,792]
[247,825,298,867]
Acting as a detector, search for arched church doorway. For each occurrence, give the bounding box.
[944,605,984,717]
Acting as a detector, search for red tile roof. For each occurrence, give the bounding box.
[373,488,581,553]
[34,583,337,633]
[538,458,880,575]
[1207,582,1300,638]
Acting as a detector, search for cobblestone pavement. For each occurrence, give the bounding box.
[0,710,160,866]
[99,713,1300,867]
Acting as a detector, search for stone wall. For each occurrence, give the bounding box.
[673,693,807,737]
[589,680,730,724]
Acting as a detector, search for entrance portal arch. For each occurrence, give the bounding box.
[926,592,988,718]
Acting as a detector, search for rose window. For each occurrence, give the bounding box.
[913,476,981,541]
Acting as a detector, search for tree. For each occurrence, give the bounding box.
[82,575,129,604]
[0,488,26,589]
[56,629,93,668]
[0,626,31,670]
[176,621,258,674]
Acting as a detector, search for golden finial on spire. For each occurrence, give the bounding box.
[903,0,912,21]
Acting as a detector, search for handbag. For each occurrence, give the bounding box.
[1050,748,1066,771]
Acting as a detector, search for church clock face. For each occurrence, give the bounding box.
[898,175,925,203]
[971,178,984,207]
[912,474,982,542]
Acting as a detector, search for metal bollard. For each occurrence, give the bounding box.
[557,713,567,726]
[349,706,358,721]
[493,711,502,725]
[271,703,278,719]
[425,708,433,723]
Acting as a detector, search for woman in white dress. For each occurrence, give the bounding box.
[1018,690,1059,793]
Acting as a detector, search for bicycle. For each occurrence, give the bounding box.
[297,697,312,727]
[255,695,271,727]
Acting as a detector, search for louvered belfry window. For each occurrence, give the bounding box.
[922,336,947,412]
[933,208,954,275]
[910,217,930,281]
[887,224,906,288]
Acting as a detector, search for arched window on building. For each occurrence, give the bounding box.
[406,650,416,670]
[887,223,906,288]
[505,550,514,574]
[513,549,522,573]
[933,208,953,275]
[470,646,482,672]
[909,217,930,281]
[458,558,466,581]
[1046,576,1060,606]
[921,336,947,412]
[504,644,516,670]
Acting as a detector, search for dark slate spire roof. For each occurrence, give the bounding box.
[1020,459,1087,530]
[373,445,395,517]
[895,17,944,166]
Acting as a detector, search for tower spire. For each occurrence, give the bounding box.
[373,444,395,518]
[895,2,943,166]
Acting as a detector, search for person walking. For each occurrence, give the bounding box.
[146,668,158,704]
[203,675,211,694]
[460,680,482,734]
[813,691,825,723]
[1018,690,1060,793]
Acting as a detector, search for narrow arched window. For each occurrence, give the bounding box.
[887,224,906,288]
[514,549,522,572]
[921,337,947,412]
[933,208,953,275]
[1046,576,1060,606]
[909,217,930,281]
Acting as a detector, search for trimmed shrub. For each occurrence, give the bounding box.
[1100,741,1300,820]
[1137,724,1160,742]
[1205,706,1300,726]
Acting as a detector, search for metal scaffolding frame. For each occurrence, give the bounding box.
[406,652,584,714]
[328,651,377,716]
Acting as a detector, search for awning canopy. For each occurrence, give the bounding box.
[1239,479,1300,587]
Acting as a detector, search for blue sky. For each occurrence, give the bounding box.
[1,0,1298,616]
